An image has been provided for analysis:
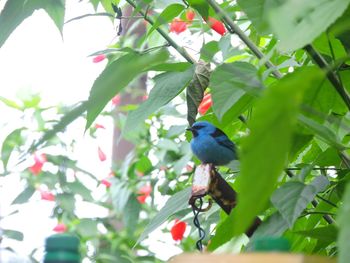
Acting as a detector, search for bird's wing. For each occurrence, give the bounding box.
[210,128,236,152]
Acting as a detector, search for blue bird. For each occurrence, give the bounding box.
[187,121,237,166]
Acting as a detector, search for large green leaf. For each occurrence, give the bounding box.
[298,114,346,151]
[338,181,350,263]
[11,186,36,205]
[245,212,289,251]
[210,62,262,120]
[187,0,209,19]
[271,176,329,228]
[136,187,191,244]
[86,50,168,129]
[148,4,185,36]
[76,218,98,237]
[123,65,194,134]
[209,67,323,250]
[186,62,210,126]
[237,0,283,35]
[123,194,141,234]
[1,128,23,171]
[269,0,350,51]
[0,0,65,48]
[3,229,24,241]
[296,225,337,243]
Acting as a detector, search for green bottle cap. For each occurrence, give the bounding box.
[44,234,81,263]
[251,237,290,252]
[45,234,80,252]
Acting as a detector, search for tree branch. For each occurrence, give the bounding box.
[125,0,196,64]
[206,0,283,79]
[304,44,350,111]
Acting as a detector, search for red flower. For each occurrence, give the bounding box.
[142,95,148,101]
[137,185,152,204]
[95,123,105,129]
[170,219,187,241]
[29,153,47,175]
[198,93,212,115]
[92,54,106,63]
[207,17,226,36]
[186,10,195,22]
[40,190,55,201]
[98,146,107,162]
[53,223,67,233]
[101,172,114,188]
[111,94,121,106]
[170,18,187,34]
[101,178,112,188]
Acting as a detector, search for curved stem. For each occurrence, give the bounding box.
[125,0,196,64]
[206,0,283,79]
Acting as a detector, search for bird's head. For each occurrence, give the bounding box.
[186,121,216,137]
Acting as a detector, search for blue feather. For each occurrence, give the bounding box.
[187,121,237,166]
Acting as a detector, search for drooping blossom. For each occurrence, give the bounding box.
[137,185,152,204]
[111,94,121,106]
[94,123,105,129]
[207,17,226,36]
[98,146,107,162]
[29,153,47,175]
[53,223,67,233]
[186,10,195,22]
[101,171,114,188]
[92,54,106,63]
[198,93,212,115]
[170,18,187,34]
[170,219,187,241]
[40,190,55,201]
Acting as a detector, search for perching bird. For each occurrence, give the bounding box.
[187,121,237,166]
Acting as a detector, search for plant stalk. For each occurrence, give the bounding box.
[206,0,282,79]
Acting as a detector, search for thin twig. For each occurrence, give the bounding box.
[304,44,350,111]
[125,0,195,64]
[206,0,282,79]
[316,194,338,208]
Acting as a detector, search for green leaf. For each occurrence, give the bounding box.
[110,180,131,213]
[56,193,75,213]
[148,4,185,36]
[237,0,283,35]
[123,194,141,234]
[200,41,219,62]
[3,229,24,241]
[271,176,329,228]
[0,0,66,48]
[298,114,345,150]
[186,62,210,126]
[124,65,194,134]
[135,156,153,174]
[269,0,350,51]
[209,68,323,250]
[210,62,262,120]
[136,187,191,244]
[187,0,209,19]
[11,186,36,204]
[0,96,23,110]
[86,50,168,130]
[1,128,23,171]
[245,212,289,251]
[296,225,337,243]
[67,181,93,202]
[338,181,350,263]
[76,218,98,237]
[0,0,39,48]
[42,0,65,34]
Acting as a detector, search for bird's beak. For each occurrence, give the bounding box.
[186,127,193,132]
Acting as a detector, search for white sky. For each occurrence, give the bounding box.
[0,1,183,262]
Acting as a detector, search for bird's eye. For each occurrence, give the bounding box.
[193,125,205,130]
